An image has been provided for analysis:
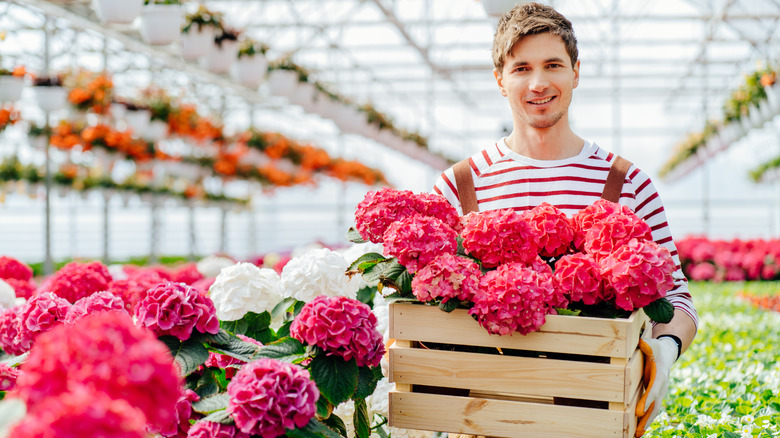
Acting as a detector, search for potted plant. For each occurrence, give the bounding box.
[179,5,223,61]
[120,100,152,137]
[92,0,144,24]
[267,58,307,98]
[139,0,184,46]
[0,65,26,102]
[482,0,521,17]
[33,74,67,112]
[231,38,269,88]
[201,27,240,74]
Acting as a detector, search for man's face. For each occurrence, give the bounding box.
[494,32,580,130]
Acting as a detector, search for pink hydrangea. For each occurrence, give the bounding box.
[15,312,183,430]
[461,209,539,268]
[290,296,385,368]
[205,334,263,379]
[382,215,457,274]
[134,282,220,341]
[0,256,33,281]
[688,262,716,281]
[553,253,605,305]
[525,202,575,258]
[108,269,167,312]
[0,362,19,391]
[227,358,319,437]
[572,199,636,250]
[3,278,36,299]
[583,212,653,261]
[150,389,201,438]
[354,187,422,243]
[416,192,463,233]
[411,253,481,304]
[187,421,249,438]
[469,262,557,335]
[9,386,148,438]
[191,277,216,295]
[40,261,112,303]
[599,239,676,311]
[171,263,204,285]
[0,306,23,355]
[14,292,71,354]
[65,291,127,324]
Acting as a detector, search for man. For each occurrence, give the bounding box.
[433,2,698,434]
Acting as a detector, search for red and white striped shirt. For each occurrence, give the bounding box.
[433,139,698,328]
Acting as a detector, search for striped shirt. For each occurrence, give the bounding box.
[433,139,698,328]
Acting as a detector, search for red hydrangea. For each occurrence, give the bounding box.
[134,282,220,341]
[227,358,319,437]
[290,296,385,368]
[599,239,676,311]
[469,262,557,335]
[0,362,19,391]
[354,187,422,243]
[170,263,204,285]
[572,199,636,250]
[417,192,463,233]
[108,269,167,312]
[411,253,481,304]
[205,334,263,379]
[583,212,653,261]
[15,312,183,430]
[553,253,605,305]
[9,386,148,438]
[0,306,22,355]
[150,389,201,438]
[40,261,112,303]
[525,202,575,258]
[3,278,36,299]
[65,291,127,325]
[461,209,539,268]
[14,292,71,354]
[688,262,716,281]
[0,256,33,281]
[187,421,249,438]
[382,215,457,274]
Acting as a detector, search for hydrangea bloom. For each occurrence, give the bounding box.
[416,192,463,233]
[150,389,200,438]
[210,263,283,321]
[572,199,636,250]
[279,248,360,302]
[0,256,33,281]
[0,279,16,310]
[205,334,263,379]
[553,253,605,305]
[469,262,556,335]
[65,291,127,324]
[170,263,204,285]
[461,209,539,268]
[0,306,22,355]
[227,358,319,437]
[583,211,653,261]
[40,261,112,303]
[290,296,385,367]
[191,277,216,295]
[688,262,716,281]
[525,202,575,258]
[599,239,676,311]
[14,292,71,354]
[354,187,422,243]
[187,421,249,438]
[107,269,167,312]
[9,386,148,438]
[382,215,458,273]
[411,253,481,304]
[134,282,220,341]
[3,277,35,300]
[196,255,235,278]
[15,312,182,430]
[0,362,19,391]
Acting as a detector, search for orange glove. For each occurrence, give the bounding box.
[635,337,678,437]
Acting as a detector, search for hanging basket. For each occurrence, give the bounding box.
[180,25,216,61]
[289,81,318,110]
[34,86,67,113]
[124,108,151,136]
[201,40,239,74]
[142,119,169,142]
[231,55,268,88]
[482,0,520,17]
[139,4,184,46]
[0,76,25,102]
[92,0,144,24]
[266,69,299,98]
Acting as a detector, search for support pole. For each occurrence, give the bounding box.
[150,196,159,264]
[102,191,110,264]
[42,14,53,275]
[188,203,197,261]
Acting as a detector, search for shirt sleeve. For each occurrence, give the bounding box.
[433,166,464,215]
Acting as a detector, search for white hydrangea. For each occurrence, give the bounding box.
[372,292,390,343]
[279,248,360,302]
[107,264,128,281]
[209,262,283,321]
[196,255,235,278]
[0,280,16,310]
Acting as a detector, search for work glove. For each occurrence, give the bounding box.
[635,337,678,437]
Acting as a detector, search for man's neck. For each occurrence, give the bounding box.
[505,124,585,161]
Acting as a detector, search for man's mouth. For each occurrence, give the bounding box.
[528,96,555,105]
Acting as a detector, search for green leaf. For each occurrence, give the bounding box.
[644,297,675,324]
[193,368,220,398]
[354,398,370,438]
[250,337,306,363]
[354,366,381,400]
[159,336,210,376]
[310,354,359,406]
[321,413,348,437]
[208,333,265,363]
[271,297,298,320]
[200,409,233,425]
[438,299,459,312]
[242,311,273,338]
[363,258,404,284]
[191,392,230,414]
[286,417,344,438]
[395,271,413,294]
[348,252,385,271]
[276,320,292,339]
[554,307,581,316]
[316,395,333,418]
[356,286,376,307]
[220,319,248,336]
[346,227,367,244]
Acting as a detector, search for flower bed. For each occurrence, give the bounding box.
[676,236,780,282]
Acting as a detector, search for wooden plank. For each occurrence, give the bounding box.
[625,377,643,437]
[625,348,644,404]
[389,339,412,392]
[389,391,626,438]
[390,346,627,402]
[389,302,644,358]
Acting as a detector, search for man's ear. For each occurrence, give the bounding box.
[572,59,580,89]
[494,68,506,96]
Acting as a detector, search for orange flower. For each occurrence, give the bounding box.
[60,163,79,179]
[299,145,331,171]
[264,134,290,159]
[11,66,26,77]
[760,72,776,87]
[214,158,237,176]
[259,164,293,186]
[0,107,19,130]
[68,88,91,105]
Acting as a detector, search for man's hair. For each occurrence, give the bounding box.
[491,2,578,72]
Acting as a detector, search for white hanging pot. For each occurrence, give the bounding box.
[765,85,780,113]
[92,0,144,24]
[139,4,184,46]
[289,81,317,110]
[124,108,151,136]
[143,119,169,142]
[34,86,67,113]
[179,25,216,61]
[267,69,299,98]
[231,55,268,88]
[0,76,24,102]
[482,0,520,17]
[309,95,336,118]
[201,39,239,74]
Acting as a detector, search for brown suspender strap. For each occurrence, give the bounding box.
[601,155,632,202]
[453,158,478,214]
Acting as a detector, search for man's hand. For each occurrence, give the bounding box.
[635,337,678,437]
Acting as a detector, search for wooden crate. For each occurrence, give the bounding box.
[388,302,651,438]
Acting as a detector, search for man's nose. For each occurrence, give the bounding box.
[528,71,550,92]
